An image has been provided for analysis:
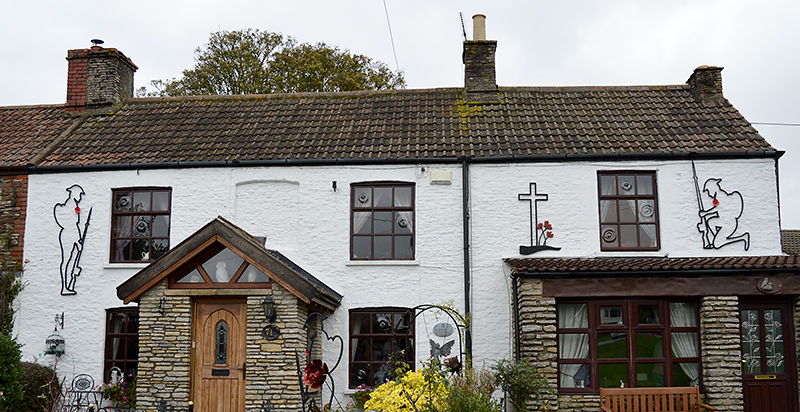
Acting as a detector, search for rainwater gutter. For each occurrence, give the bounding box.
[461,158,472,359]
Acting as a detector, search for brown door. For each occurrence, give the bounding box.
[740,299,798,412]
[193,300,247,412]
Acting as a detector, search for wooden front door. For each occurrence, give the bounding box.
[193,300,247,412]
[740,299,798,412]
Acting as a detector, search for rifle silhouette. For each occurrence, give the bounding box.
[692,162,713,249]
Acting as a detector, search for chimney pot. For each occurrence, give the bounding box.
[472,14,486,41]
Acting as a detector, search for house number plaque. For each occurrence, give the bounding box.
[262,325,281,341]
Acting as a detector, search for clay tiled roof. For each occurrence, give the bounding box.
[36,85,773,167]
[0,105,76,168]
[505,255,800,275]
[781,230,800,256]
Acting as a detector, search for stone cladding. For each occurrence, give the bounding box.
[0,174,26,260]
[700,296,743,411]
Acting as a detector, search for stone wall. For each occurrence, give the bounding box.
[0,174,26,260]
[700,296,743,411]
[135,280,317,412]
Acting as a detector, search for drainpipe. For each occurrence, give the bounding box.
[462,158,473,359]
[512,274,521,361]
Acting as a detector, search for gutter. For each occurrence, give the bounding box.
[461,158,473,359]
[509,266,800,278]
[26,150,784,174]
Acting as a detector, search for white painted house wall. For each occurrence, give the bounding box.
[15,156,782,402]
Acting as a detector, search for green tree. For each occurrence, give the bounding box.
[138,29,404,97]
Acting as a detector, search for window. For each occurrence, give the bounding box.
[111,188,171,262]
[598,172,659,251]
[351,183,414,260]
[556,299,700,393]
[350,308,414,388]
[168,244,272,289]
[104,307,139,383]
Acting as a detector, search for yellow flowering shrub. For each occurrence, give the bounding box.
[363,369,447,412]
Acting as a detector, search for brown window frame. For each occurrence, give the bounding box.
[350,182,415,260]
[349,307,415,388]
[597,171,660,251]
[556,299,701,394]
[167,241,272,290]
[104,307,139,384]
[110,187,172,263]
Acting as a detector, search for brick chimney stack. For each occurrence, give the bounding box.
[66,40,138,113]
[687,65,724,102]
[463,14,499,103]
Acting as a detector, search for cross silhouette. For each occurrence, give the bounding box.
[518,183,548,247]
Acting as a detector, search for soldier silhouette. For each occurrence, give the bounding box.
[54,185,91,295]
[697,178,750,250]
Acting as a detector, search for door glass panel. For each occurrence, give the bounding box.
[215,321,228,365]
[763,309,785,374]
[741,309,761,374]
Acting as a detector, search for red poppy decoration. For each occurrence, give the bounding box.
[303,359,329,389]
[547,232,554,238]
[537,223,543,229]
[74,206,81,214]
[712,199,720,207]
[544,221,553,230]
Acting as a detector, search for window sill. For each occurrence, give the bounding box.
[103,262,151,269]
[346,260,419,266]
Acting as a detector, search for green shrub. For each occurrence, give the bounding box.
[0,334,23,411]
[492,359,553,411]
[19,362,61,412]
[430,366,501,412]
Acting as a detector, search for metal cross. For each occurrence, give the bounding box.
[518,183,548,247]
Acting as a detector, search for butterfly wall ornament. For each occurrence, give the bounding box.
[430,339,455,360]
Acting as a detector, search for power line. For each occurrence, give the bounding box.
[752,122,800,127]
[382,0,400,72]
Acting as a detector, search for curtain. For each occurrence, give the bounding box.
[558,304,590,388]
[670,303,700,385]
[114,217,132,260]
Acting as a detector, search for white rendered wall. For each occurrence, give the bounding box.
[18,164,467,396]
[467,158,783,366]
[16,157,782,401]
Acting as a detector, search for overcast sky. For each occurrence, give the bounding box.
[2,0,799,227]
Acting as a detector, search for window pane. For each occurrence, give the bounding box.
[393,313,412,334]
[374,236,391,259]
[126,337,139,360]
[599,364,628,388]
[638,200,656,222]
[670,302,697,327]
[152,215,169,237]
[636,175,653,195]
[202,248,244,283]
[131,239,149,261]
[671,333,699,358]
[373,313,394,334]
[741,309,761,374]
[559,334,589,358]
[133,216,151,237]
[353,313,371,334]
[114,191,132,212]
[374,212,393,234]
[600,306,623,325]
[618,175,635,193]
[133,191,151,211]
[351,364,370,387]
[372,338,391,362]
[600,200,617,223]
[354,187,371,208]
[636,363,665,387]
[109,337,123,359]
[619,225,637,248]
[394,187,412,206]
[672,363,700,386]
[639,225,657,248]
[600,175,616,195]
[598,333,627,359]
[353,212,372,234]
[394,236,413,259]
[177,268,203,283]
[638,305,661,325]
[601,225,618,247]
[373,188,392,207]
[115,216,132,237]
[152,239,169,260]
[618,200,636,222]
[395,212,412,234]
[152,191,170,211]
[559,364,590,388]
[237,265,271,283]
[352,338,369,361]
[635,332,664,358]
[558,303,588,328]
[353,236,371,259]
